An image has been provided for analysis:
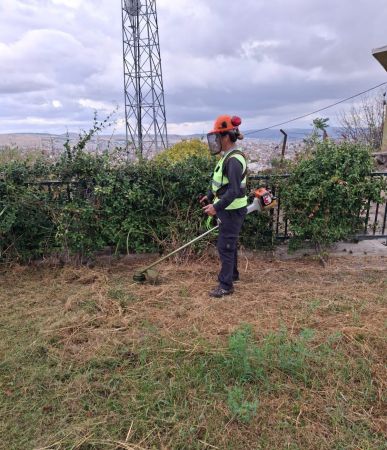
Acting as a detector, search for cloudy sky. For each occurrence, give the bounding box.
[1,0,386,135]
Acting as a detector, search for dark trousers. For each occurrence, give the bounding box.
[216,207,247,290]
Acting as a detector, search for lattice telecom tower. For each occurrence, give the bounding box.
[121,0,168,157]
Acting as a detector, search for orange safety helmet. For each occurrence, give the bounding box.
[208,115,242,134]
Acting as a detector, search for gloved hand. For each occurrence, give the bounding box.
[198,194,209,206]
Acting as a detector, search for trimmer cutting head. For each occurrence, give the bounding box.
[133,271,146,283]
[133,269,160,284]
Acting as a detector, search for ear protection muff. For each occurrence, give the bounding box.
[220,130,239,143]
[230,116,243,142]
[228,130,238,143]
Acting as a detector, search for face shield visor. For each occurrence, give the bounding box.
[207,132,222,155]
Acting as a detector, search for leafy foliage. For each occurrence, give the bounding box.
[302,117,330,149]
[0,160,53,262]
[0,135,215,262]
[1,125,279,263]
[153,138,211,164]
[1,126,384,263]
[281,140,386,254]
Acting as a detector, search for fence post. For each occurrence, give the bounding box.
[280,129,288,163]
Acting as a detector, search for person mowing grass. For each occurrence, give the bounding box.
[200,115,248,298]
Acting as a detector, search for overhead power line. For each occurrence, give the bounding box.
[244,81,387,136]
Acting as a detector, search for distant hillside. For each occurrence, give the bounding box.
[0,128,344,154]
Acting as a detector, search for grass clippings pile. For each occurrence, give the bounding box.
[0,253,386,450]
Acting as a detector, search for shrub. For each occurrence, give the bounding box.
[281,141,385,257]
[154,138,211,164]
[0,147,214,263]
[0,160,55,262]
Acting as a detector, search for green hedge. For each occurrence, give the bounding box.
[0,138,383,264]
[0,148,273,263]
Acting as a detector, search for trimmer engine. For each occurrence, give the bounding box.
[247,187,277,214]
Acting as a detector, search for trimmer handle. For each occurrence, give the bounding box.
[198,193,209,206]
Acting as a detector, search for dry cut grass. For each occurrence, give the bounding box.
[0,252,386,449]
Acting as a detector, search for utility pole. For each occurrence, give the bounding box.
[280,129,288,162]
[121,0,168,158]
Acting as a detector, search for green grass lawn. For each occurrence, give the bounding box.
[0,257,386,449]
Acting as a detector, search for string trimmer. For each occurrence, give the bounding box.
[133,188,277,283]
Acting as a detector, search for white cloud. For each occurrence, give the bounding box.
[50,0,82,8]
[241,40,283,59]
[78,99,116,112]
[0,0,386,134]
[168,120,211,136]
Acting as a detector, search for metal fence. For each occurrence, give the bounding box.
[26,180,92,202]
[249,172,387,240]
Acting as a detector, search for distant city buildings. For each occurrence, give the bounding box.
[0,133,305,172]
[1,131,385,171]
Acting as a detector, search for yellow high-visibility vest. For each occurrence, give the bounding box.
[211,149,248,210]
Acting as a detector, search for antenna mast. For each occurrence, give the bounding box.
[121,0,168,157]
